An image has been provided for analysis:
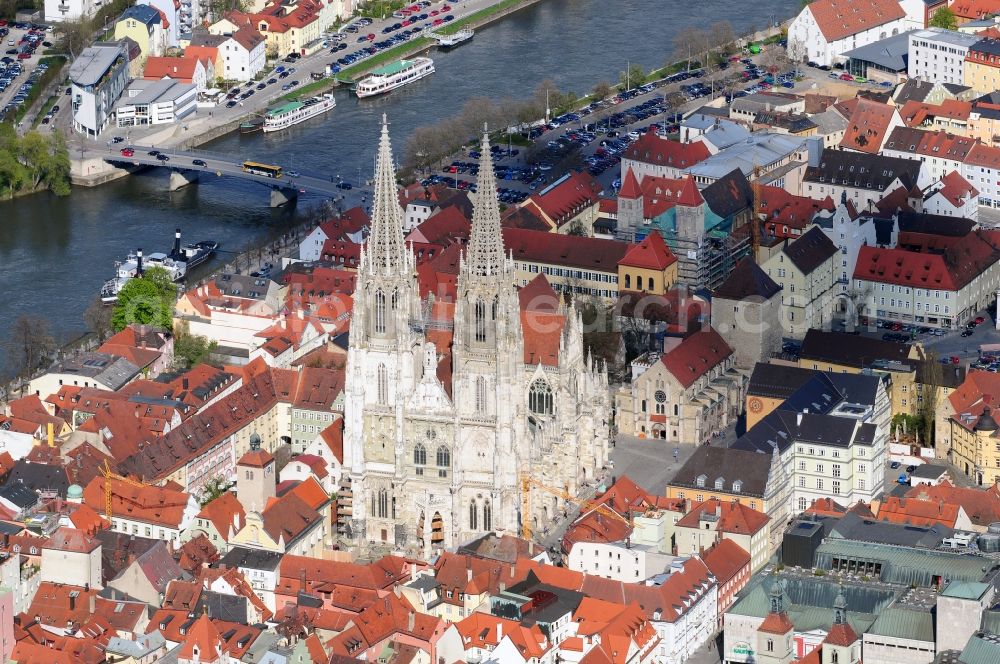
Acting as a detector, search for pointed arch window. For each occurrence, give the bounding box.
[474,298,487,342]
[529,379,553,415]
[414,443,427,469]
[374,289,386,334]
[469,502,478,530]
[475,376,487,413]
[391,288,399,311]
[492,296,499,320]
[377,364,388,405]
[377,488,389,519]
[436,446,451,477]
[483,499,492,531]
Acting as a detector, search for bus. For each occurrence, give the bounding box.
[242,161,283,178]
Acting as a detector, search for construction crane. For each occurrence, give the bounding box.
[101,460,147,520]
[750,163,764,258]
[520,475,629,541]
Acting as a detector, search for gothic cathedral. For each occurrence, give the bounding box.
[342,117,611,554]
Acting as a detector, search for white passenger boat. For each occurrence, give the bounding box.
[262,94,336,132]
[354,57,435,98]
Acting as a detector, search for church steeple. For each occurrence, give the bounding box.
[463,129,509,280]
[364,114,411,276]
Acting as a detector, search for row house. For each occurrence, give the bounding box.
[853,230,1000,330]
[174,273,286,353]
[674,499,771,573]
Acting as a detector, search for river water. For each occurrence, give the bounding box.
[0,0,797,373]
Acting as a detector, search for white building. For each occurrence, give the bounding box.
[116,79,197,127]
[812,198,878,294]
[787,0,907,67]
[853,233,1000,330]
[567,541,674,583]
[923,171,980,219]
[218,28,266,82]
[45,0,97,22]
[962,142,1000,209]
[27,352,141,400]
[908,28,981,86]
[69,43,131,138]
[138,0,179,46]
[652,558,719,664]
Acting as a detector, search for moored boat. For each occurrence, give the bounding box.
[354,57,435,98]
[263,94,336,132]
[435,29,473,49]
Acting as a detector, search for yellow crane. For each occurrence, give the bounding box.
[101,460,148,520]
[520,474,630,541]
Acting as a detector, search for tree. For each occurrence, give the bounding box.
[917,349,943,448]
[709,21,736,59]
[198,476,233,507]
[929,6,957,30]
[672,27,708,71]
[591,81,613,101]
[618,64,647,91]
[111,266,175,332]
[83,296,114,344]
[173,322,217,369]
[6,315,55,379]
[566,219,588,236]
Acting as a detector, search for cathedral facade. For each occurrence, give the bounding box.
[342,118,611,553]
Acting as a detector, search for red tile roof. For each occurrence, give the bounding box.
[197,492,244,538]
[143,55,203,82]
[876,496,963,527]
[839,98,898,154]
[81,476,191,528]
[617,231,676,271]
[623,132,710,170]
[907,480,1000,527]
[661,327,733,389]
[758,610,795,634]
[701,538,750,585]
[526,171,603,227]
[502,227,630,272]
[177,614,223,661]
[825,621,859,647]
[619,167,641,199]
[854,230,1000,291]
[676,498,770,535]
[806,0,906,42]
[952,0,1000,20]
[931,170,979,207]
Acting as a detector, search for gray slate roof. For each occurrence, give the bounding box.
[669,446,774,497]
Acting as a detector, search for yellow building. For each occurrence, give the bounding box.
[617,231,679,295]
[950,406,1000,486]
[502,228,676,300]
[963,41,1000,95]
[113,4,165,65]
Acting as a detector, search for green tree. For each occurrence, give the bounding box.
[198,476,233,507]
[929,7,957,30]
[173,322,218,369]
[111,266,175,332]
[591,81,614,101]
[618,64,647,91]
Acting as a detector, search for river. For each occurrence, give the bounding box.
[0,0,797,375]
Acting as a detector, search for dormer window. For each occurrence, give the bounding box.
[714,477,724,490]
[733,480,742,493]
[696,474,706,488]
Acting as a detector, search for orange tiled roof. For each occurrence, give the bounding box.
[807,0,905,42]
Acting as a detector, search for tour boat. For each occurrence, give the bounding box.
[435,29,473,49]
[354,57,435,98]
[262,94,336,132]
[99,232,218,303]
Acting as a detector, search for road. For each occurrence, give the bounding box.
[59,0,504,148]
[91,143,373,207]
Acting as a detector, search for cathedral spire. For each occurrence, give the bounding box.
[366,114,408,275]
[465,128,506,278]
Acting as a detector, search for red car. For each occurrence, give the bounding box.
[366,33,375,40]
[839,72,853,81]
[433,17,444,25]
[430,9,439,15]
[441,4,451,10]
[951,356,961,365]
[976,316,986,325]
[120,148,135,157]
[401,19,411,26]
[17,52,30,59]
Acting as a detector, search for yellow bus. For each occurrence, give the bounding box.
[242,161,283,178]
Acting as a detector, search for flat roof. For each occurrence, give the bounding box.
[910,27,981,48]
[124,79,196,105]
[70,43,124,87]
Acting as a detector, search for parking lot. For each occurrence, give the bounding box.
[418,46,820,200]
[0,20,54,122]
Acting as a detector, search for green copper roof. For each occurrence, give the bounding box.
[866,607,935,642]
[959,632,1000,664]
[371,59,413,76]
[266,101,303,117]
[941,581,991,600]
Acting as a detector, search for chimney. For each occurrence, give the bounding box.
[411,562,418,582]
[496,620,503,642]
[716,503,722,518]
[89,594,95,615]
[467,568,473,582]
[68,593,76,612]
[173,229,182,257]
[796,412,803,428]
[136,248,144,277]
[407,611,415,632]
